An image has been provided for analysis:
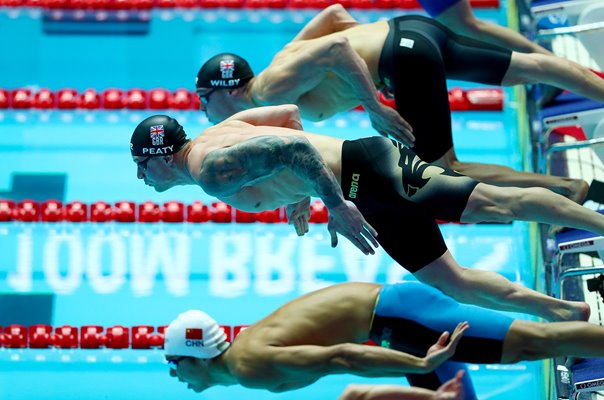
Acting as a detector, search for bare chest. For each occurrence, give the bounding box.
[221,173,310,212]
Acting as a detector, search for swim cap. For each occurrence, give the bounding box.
[164,310,230,359]
[130,115,189,157]
[196,53,254,90]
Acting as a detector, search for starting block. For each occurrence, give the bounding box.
[553,223,604,399]
[571,358,604,396]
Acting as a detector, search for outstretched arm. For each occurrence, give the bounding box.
[264,323,467,378]
[291,4,359,41]
[338,370,465,400]
[198,135,378,254]
[260,37,414,145]
[221,104,303,131]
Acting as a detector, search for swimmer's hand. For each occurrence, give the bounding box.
[327,200,379,255]
[286,197,311,236]
[368,104,415,147]
[424,322,469,372]
[436,370,465,400]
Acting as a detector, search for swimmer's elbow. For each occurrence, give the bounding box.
[315,36,352,69]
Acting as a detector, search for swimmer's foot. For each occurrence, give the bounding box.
[552,301,591,322]
[569,179,590,204]
[553,179,590,204]
[565,356,584,368]
[537,85,564,108]
[547,224,566,239]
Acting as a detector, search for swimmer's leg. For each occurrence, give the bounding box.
[502,52,604,104]
[435,0,552,55]
[413,250,590,322]
[461,183,604,237]
[432,146,589,204]
[502,320,604,363]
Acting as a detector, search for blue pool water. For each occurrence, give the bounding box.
[0,3,548,399]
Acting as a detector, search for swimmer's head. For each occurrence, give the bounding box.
[130,115,189,157]
[131,115,193,193]
[195,54,254,124]
[195,53,254,91]
[164,310,230,359]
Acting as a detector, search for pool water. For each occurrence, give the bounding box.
[0,3,547,399]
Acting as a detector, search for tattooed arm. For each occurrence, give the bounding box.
[198,135,342,207]
[198,135,379,254]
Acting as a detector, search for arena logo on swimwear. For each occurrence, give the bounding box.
[348,173,360,198]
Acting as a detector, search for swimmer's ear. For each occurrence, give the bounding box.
[163,154,174,165]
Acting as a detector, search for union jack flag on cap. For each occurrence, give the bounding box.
[150,125,165,146]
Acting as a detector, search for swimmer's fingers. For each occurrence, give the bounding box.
[397,126,415,147]
[328,224,374,255]
[363,222,379,247]
[448,322,469,349]
[353,232,376,255]
[300,215,309,235]
[398,116,413,135]
[328,225,339,248]
[292,219,303,236]
[293,216,309,236]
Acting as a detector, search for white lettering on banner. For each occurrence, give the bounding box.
[2,226,505,296]
[254,235,296,295]
[8,228,34,292]
[210,232,252,298]
[43,231,84,294]
[88,233,127,294]
[130,231,191,296]
[299,235,336,293]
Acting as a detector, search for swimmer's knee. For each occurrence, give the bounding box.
[464,184,517,222]
[503,53,545,86]
[504,322,552,363]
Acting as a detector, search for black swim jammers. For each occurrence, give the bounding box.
[340,137,479,272]
[378,15,513,162]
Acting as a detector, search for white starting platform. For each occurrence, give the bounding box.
[553,226,604,399]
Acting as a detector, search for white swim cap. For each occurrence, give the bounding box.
[164,310,229,359]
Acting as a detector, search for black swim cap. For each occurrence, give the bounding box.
[196,53,254,90]
[130,115,189,157]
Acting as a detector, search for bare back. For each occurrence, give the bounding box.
[188,121,345,211]
[226,282,382,391]
[254,21,389,121]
